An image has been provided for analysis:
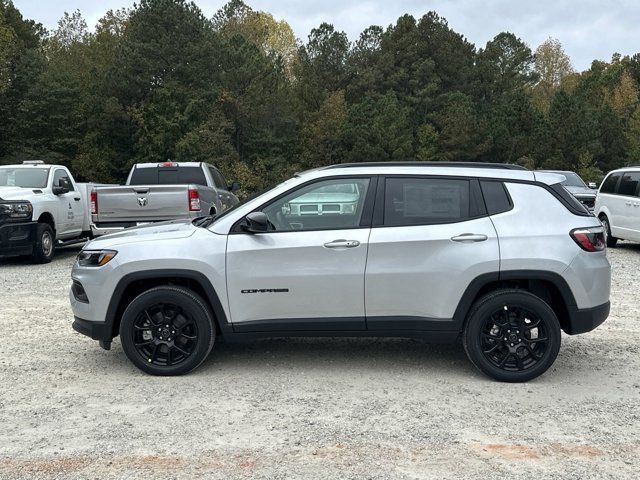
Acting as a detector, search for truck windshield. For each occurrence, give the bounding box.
[0,167,49,188]
[129,166,207,186]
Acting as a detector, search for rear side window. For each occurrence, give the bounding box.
[208,166,227,189]
[618,172,640,197]
[129,166,207,186]
[600,173,621,194]
[480,181,512,215]
[384,177,470,226]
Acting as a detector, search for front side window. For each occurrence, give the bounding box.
[600,173,621,194]
[618,172,640,197]
[261,178,371,231]
[53,169,74,191]
[384,177,470,226]
[0,167,49,188]
[208,167,226,189]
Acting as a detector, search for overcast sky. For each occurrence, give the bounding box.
[12,0,640,71]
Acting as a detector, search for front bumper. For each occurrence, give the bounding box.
[565,301,610,335]
[72,315,113,341]
[0,221,37,256]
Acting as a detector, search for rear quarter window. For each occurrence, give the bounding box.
[480,181,512,215]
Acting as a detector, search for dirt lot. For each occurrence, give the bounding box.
[1,244,639,479]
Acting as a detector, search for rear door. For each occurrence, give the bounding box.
[365,175,499,331]
[226,176,375,330]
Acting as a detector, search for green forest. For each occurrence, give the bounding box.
[1,0,640,194]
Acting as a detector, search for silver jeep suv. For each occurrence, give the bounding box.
[70,162,611,382]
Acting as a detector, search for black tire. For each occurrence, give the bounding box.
[463,289,561,382]
[599,215,617,248]
[119,286,216,376]
[31,223,55,264]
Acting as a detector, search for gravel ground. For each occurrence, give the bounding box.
[1,244,639,479]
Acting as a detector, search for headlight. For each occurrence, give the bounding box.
[0,202,32,219]
[77,249,117,267]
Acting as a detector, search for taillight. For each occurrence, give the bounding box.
[90,190,98,214]
[570,226,605,252]
[188,187,200,211]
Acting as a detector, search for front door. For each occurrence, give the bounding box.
[615,171,640,241]
[226,176,375,331]
[52,169,83,238]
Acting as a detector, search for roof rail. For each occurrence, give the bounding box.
[322,161,527,170]
[22,160,45,165]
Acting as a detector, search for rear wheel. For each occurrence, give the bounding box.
[119,286,215,376]
[463,289,561,382]
[31,223,55,263]
[599,215,617,247]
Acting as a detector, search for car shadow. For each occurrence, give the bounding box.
[0,244,83,266]
[195,336,476,377]
[613,241,640,252]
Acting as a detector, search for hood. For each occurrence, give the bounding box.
[0,186,41,201]
[86,219,198,249]
[564,185,596,197]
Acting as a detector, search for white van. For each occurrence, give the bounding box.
[595,167,640,246]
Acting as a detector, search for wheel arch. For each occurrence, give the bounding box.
[454,270,577,334]
[37,211,55,232]
[106,269,231,339]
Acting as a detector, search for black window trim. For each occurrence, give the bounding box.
[230,174,379,234]
[373,174,488,228]
[479,179,514,216]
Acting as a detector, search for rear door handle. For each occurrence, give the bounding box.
[324,239,360,249]
[626,201,633,206]
[451,233,488,243]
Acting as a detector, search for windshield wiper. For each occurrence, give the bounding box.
[193,215,216,228]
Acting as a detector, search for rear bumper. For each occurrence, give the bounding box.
[0,221,36,256]
[565,301,610,335]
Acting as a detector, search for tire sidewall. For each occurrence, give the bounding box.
[119,287,215,376]
[32,223,55,263]
[464,291,561,382]
[600,215,617,247]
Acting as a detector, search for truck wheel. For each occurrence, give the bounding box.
[463,289,561,382]
[119,286,216,376]
[32,223,55,264]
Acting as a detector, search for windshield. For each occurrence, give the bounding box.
[0,167,49,188]
[557,172,586,188]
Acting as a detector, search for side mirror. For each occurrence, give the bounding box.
[228,181,241,192]
[52,185,69,195]
[242,211,269,233]
[588,182,597,189]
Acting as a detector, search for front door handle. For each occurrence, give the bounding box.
[324,239,360,249]
[626,201,633,206]
[74,197,81,201]
[451,233,488,243]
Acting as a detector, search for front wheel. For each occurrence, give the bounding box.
[119,286,216,376]
[463,289,561,382]
[31,223,55,263]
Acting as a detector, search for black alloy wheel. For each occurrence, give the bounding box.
[120,286,215,376]
[463,289,561,382]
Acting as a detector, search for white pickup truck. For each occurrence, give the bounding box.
[0,161,109,263]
